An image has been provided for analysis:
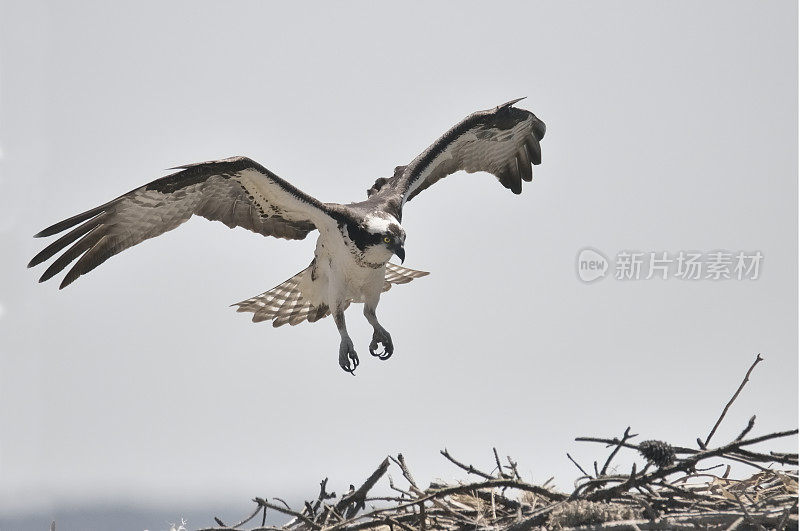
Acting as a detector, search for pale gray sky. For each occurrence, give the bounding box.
[1,1,797,529]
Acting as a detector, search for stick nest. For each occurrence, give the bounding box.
[199,355,797,531]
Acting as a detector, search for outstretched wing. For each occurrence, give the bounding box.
[29,156,335,289]
[368,98,545,205]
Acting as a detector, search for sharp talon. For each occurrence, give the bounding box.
[339,339,359,374]
[370,330,394,361]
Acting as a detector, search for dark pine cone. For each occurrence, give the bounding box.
[638,440,676,468]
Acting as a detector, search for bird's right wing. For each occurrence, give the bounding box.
[29,156,337,288]
[367,99,545,205]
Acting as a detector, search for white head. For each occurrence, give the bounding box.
[363,212,406,262]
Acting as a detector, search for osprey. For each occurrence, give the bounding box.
[29,99,545,373]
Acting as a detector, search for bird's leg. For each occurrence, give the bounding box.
[364,303,393,360]
[333,308,358,374]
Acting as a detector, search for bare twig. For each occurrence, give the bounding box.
[334,457,391,519]
[440,448,494,480]
[567,452,591,476]
[221,503,263,529]
[493,447,509,478]
[735,415,757,441]
[576,437,696,456]
[507,455,522,480]
[390,454,419,490]
[312,477,335,513]
[703,353,763,448]
[600,427,637,476]
[253,497,320,530]
[387,474,413,497]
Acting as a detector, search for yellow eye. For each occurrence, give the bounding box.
[384,236,391,243]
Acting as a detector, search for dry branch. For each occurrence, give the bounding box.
[703,354,763,448]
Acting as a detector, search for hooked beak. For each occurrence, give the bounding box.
[393,246,405,264]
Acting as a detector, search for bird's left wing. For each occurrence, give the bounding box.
[367,99,545,205]
[29,156,336,288]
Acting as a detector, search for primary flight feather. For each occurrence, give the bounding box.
[29,99,546,373]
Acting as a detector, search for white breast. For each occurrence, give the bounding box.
[302,226,386,308]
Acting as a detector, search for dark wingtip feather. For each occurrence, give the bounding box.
[29,217,102,269]
[58,265,82,290]
[39,268,60,284]
[58,234,125,290]
[531,116,546,140]
[526,136,542,165]
[497,164,523,195]
[58,276,75,290]
[37,226,104,286]
[517,153,533,182]
[511,165,523,194]
[35,225,62,238]
[34,203,109,238]
[34,224,62,238]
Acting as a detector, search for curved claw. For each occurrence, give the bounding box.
[369,329,394,361]
[339,338,359,374]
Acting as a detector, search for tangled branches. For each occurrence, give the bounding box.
[198,355,797,530]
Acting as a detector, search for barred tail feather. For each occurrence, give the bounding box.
[232,267,331,328]
[232,262,429,327]
[382,262,430,292]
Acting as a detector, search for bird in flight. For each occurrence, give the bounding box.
[29,99,545,373]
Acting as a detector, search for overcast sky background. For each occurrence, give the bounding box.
[1,1,797,530]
